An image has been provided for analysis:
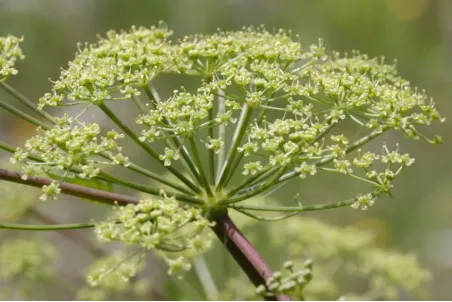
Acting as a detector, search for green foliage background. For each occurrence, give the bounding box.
[0,0,450,299]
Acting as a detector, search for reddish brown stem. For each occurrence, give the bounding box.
[0,168,139,206]
[0,168,291,300]
[0,169,168,300]
[211,213,291,301]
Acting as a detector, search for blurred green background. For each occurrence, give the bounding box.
[0,0,450,300]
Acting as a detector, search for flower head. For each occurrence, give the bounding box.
[0,36,24,81]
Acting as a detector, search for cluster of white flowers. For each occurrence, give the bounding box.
[0,24,443,288]
[256,259,313,299]
[10,114,129,201]
[77,252,151,301]
[94,194,213,277]
[21,25,443,206]
[38,23,179,109]
[0,36,24,81]
[0,239,56,280]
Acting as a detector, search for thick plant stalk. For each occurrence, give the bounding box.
[0,167,291,300]
[0,168,139,206]
[211,213,291,301]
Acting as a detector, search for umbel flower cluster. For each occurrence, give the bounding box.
[95,193,212,277]
[0,23,443,294]
[0,238,57,299]
[19,24,443,205]
[256,260,313,299]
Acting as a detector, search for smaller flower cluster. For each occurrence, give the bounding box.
[137,86,214,139]
[94,193,212,277]
[11,114,128,201]
[241,115,331,176]
[137,81,240,143]
[358,249,431,300]
[312,51,445,136]
[346,145,415,210]
[86,252,143,287]
[0,35,24,81]
[256,260,313,300]
[178,26,303,75]
[38,23,179,109]
[0,239,56,280]
[77,252,150,301]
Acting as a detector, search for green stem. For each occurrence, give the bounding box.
[0,221,96,231]
[98,170,204,205]
[126,163,194,195]
[232,208,298,221]
[0,98,52,130]
[227,166,275,196]
[143,83,159,106]
[204,75,216,185]
[188,136,214,197]
[193,256,219,300]
[0,141,21,153]
[0,82,56,124]
[222,153,244,189]
[217,88,226,176]
[221,102,270,190]
[29,208,105,257]
[230,192,380,212]
[98,101,201,194]
[132,94,148,114]
[208,103,215,185]
[220,167,286,204]
[216,104,253,190]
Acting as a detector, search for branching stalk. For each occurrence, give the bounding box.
[98,102,202,194]
[0,168,139,206]
[208,104,216,185]
[216,105,253,190]
[217,88,226,176]
[97,170,204,205]
[125,163,194,195]
[188,136,214,197]
[227,166,275,197]
[231,198,357,213]
[221,168,286,204]
[143,84,202,185]
[0,220,96,231]
[211,212,291,301]
[0,98,52,129]
[132,94,148,114]
[0,82,56,124]
[29,208,105,257]
[277,128,389,184]
[193,256,219,300]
